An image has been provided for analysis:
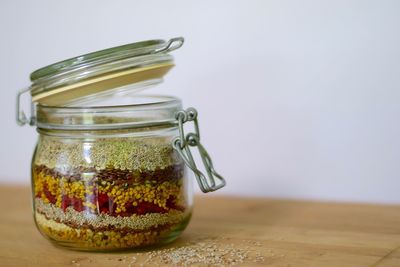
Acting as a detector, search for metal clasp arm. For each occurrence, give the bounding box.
[173,108,226,193]
[16,87,35,126]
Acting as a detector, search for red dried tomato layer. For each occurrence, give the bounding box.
[36,190,184,216]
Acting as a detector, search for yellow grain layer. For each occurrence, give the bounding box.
[35,213,171,250]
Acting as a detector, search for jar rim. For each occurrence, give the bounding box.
[35,95,182,131]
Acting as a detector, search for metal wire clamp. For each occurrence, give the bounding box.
[172,108,226,193]
[16,87,35,126]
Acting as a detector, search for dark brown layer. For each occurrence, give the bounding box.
[33,163,185,184]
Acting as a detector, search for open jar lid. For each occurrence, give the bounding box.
[29,37,184,106]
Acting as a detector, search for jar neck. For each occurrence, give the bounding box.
[35,95,182,131]
[37,125,179,139]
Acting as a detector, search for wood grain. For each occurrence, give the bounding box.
[0,185,399,266]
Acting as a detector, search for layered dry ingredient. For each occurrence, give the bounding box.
[32,137,190,250]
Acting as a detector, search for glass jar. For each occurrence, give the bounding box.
[16,37,225,251]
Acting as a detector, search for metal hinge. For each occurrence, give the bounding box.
[172,108,226,193]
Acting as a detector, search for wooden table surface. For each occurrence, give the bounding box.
[1,186,400,267]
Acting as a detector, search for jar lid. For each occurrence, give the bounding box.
[29,37,184,106]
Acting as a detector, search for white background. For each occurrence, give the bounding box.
[1,0,399,203]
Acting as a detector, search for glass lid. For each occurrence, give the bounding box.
[29,37,184,106]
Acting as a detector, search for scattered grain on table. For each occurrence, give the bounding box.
[68,237,269,266]
[137,238,266,266]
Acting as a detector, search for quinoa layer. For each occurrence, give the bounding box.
[35,198,188,232]
[34,137,181,171]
